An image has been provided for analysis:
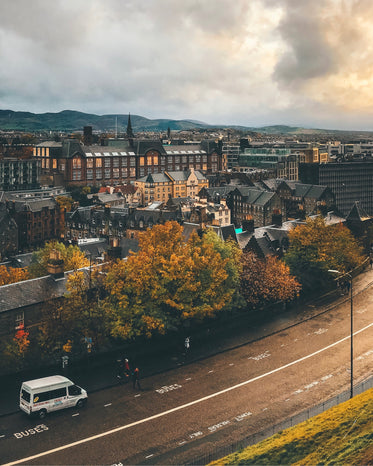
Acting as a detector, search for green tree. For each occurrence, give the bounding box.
[240,251,301,308]
[284,217,364,292]
[38,269,109,356]
[28,241,89,278]
[104,221,239,341]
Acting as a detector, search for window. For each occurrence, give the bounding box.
[73,158,81,169]
[96,169,102,179]
[60,162,65,171]
[21,390,30,402]
[87,158,93,168]
[113,158,119,168]
[130,168,136,177]
[105,158,111,167]
[95,158,102,168]
[113,168,120,178]
[130,157,136,167]
[122,168,128,177]
[73,171,81,180]
[87,169,93,180]
[68,385,82,396]
[105,168,111,179]
[53,159,57,169]
[140,157,145,166]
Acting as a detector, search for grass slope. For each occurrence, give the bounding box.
[210,387,373,465]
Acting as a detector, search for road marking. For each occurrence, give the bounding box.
[72,413,79,417]
[235,411,252,422]
[134,394,141,397]
[208,370,214,373]
[185,378,192,381]
[104,403,112,407]
[156,384,182,394]
[208,420,230,432]
[178,441,187,445]
[6,321,373,466]
[0,434,5,438]
[229,363,234,366]
[145,454,154,459]
[248,350,270,361]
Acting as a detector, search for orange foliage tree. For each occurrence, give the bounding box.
[284,216,364,291]
[104,221,239,341]
[0,265,29,286]
[240,251,301,308]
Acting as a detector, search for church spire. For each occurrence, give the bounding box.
[126,113,134,139]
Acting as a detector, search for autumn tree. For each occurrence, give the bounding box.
[0,324,31,372]
[284,216,364,291]
[38,268,109,356]
[0,265,29,286]
[28,241,89,278]
[104,221,239,341]
[240,251,301,308]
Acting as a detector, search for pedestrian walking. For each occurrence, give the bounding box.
[184,336,190,353]
[124,358,130,379]
[132,367,141,390]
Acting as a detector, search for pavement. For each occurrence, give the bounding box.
[1,265,372,418]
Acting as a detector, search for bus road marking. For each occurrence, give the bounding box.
[6,321,373,466]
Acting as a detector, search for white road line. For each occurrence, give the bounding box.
[208,370,214,373]
[229,363,234,366]
[5,321,373,466]
[0,434,5,438]
[145,454,154,459]
[134,394,141,397]
[72,413,79,417]
[185,378,192,381]
[104,403,112,407]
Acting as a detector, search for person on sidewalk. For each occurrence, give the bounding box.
[132,367,141,390]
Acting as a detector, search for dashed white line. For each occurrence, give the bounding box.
[6,321,373,466]
[72,413,79,417]
[0,434,5,438]
[185,378,192,381]
[179,441,187,445]
[134,394,141,397]
[104,403,112,407]
[229,363,234,366]
[208,370,214,373]
[145,454,154,459]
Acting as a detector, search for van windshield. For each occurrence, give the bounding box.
[21,389,30,403]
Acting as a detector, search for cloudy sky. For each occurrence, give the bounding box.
[1,0,373,130]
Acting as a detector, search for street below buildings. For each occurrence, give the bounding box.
[1,271,373,465]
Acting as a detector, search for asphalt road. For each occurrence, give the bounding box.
[1,284,373,465]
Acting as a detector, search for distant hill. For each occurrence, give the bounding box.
[1,109,373,137]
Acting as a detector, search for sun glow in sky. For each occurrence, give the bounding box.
[1,0,373,130]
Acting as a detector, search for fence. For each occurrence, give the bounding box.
[188,376,373,465]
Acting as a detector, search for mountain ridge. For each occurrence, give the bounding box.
[0,109,372,136]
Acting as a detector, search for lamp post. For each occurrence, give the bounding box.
[328,269,353,398]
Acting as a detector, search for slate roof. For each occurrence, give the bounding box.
[346,201,371,222]
[134,140,167,156]
[13,198,57,212]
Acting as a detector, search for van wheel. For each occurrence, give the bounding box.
[76,399,86,409]
[38,409,47,419]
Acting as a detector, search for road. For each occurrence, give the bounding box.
[1,285,373,465]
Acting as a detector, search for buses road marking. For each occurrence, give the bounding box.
[5,321,373,466]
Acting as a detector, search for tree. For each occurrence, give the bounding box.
[240,251,301,308]
[38,268,109,356]
[104,221,239,341]
[284,217,364,292]
[0,265,29,286]
[28,241,89,278]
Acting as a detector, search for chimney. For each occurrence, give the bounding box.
[242,218,255,233]
[272,212,283,227]
[47,249,64,279]
[107,237,122,260]
[83,126,93,145]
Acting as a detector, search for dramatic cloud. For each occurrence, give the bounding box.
[1,0,373,129]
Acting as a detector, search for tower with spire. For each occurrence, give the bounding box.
[126,113,134,139]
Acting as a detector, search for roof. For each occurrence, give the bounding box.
[346,201,371,222]
[23,375,71,389]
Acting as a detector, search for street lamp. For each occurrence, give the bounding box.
[328,269,353,398]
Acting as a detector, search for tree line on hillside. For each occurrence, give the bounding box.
[0,218,365,373]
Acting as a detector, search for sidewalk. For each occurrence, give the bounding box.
[2,266,372,418]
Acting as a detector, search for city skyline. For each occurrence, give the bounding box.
[1,0,373,131]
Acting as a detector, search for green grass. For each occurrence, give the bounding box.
[210,387,373,465]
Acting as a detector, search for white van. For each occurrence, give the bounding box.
[20,375,88,419]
